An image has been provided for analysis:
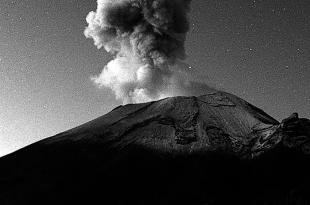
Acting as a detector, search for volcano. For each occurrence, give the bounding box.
[0,91,309,205]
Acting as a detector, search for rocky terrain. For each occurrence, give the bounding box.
[0,91,309,205]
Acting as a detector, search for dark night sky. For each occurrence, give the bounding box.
[0,0,309,156]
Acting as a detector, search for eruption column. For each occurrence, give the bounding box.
[85,0,212,103]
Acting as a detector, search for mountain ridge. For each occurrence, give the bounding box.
[0,91,309,205]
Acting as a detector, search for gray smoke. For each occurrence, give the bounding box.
[85,0,214,103]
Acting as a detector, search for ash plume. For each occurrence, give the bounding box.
[85,0,213,103]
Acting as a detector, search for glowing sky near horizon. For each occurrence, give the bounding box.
[0,0,309,156]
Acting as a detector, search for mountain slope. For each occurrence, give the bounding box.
[0,91,309,205]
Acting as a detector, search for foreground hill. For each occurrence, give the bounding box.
[0,91,309,205]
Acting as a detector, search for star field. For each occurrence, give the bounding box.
[187,0,310,118]
[0,0,309,156]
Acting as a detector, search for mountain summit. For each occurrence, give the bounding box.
[0,91,309,205]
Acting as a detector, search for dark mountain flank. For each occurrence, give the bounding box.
[0,91,310,205]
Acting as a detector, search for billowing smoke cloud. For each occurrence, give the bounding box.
[85,0,214,103]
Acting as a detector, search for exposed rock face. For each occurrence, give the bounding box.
[0,91,309,205]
